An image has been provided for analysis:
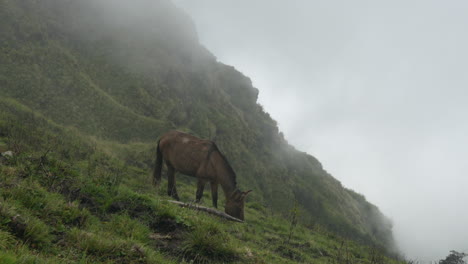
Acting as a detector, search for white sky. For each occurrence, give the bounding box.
[173,0,468,261]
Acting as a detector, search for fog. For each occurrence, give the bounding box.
[173,0,468,261]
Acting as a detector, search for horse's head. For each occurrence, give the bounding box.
[225,189,252,221]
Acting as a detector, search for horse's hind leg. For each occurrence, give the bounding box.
[210,181,218,208]
[167,165,179,200]
[196,179,207,203]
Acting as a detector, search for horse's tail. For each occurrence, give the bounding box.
[153,139,163,186]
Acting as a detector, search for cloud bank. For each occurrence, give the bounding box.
[174,0,468,261]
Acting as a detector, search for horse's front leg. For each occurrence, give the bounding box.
[196,179,206,203]
[167,165,179,200]
[210,181,218,208]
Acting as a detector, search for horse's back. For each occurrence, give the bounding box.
[159,131,214,176]
[159,131,212,149]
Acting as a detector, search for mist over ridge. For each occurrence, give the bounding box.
[0,0,410,260]
[173,0,468,261]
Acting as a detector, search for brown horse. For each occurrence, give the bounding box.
[153,131,251,220]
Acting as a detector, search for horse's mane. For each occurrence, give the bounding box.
[210,143,237,187]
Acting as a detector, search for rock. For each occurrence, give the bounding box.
[1,151,13,158]
[0,151,13,164]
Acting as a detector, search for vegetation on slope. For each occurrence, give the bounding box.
[0,98,402,263]
[0,0,397,257]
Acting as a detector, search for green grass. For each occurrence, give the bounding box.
[0,104,403,263]
[0,0,403,261]
[0,0,398,250]
[181,221,240,263]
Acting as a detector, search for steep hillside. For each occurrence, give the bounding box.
[0,0,396,254]
[0,98,403,263]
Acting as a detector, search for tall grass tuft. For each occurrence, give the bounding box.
[181,222,241,263]
[0,199,53,249]
[0,230,15,249]
[66,228,169,263]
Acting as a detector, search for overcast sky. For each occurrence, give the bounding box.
[173,0,468,261]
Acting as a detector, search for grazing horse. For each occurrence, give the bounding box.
[153,131,251,220]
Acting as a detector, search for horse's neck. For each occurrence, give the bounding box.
[212,152,237,199]
[220,181,237,200]
[218,168,237,199]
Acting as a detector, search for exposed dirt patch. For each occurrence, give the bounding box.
[148,216,187,256]
[150,217,185,234]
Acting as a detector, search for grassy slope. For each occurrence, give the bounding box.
[0,98,401,263]
[0,0,398,258]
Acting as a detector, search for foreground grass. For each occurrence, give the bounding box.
[0,105,402,264]
[0,154,402,263]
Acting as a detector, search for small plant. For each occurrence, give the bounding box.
[331,240,355,264]
[286,194,301,244]
[370,247,387,264]
[440,251,467,264]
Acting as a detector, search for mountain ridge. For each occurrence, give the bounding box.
[0,0,398,255]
